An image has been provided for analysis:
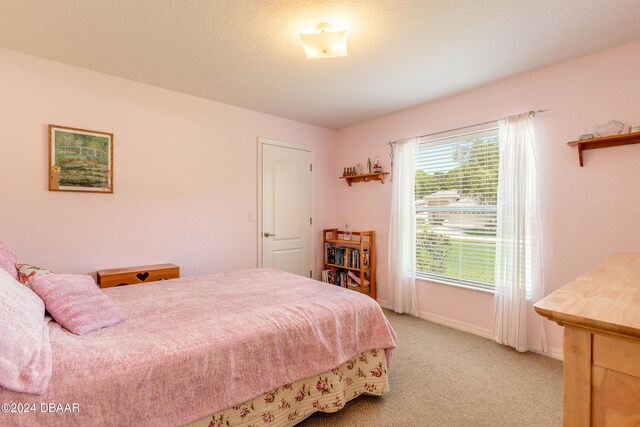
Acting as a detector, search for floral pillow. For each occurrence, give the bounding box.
[16,264,52,288]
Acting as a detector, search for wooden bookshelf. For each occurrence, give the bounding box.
[567,131,640,167]
[322,228,376,299]
[339,172,388,186]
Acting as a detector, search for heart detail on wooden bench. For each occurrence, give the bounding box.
[136,272,150,281]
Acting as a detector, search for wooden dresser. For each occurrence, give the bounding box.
[534,253,640,427]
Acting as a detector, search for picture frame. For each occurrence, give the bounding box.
[48,125,114,193]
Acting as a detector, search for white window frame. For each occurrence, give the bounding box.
[414,127,499,292]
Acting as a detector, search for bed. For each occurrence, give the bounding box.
[0,268,396,426]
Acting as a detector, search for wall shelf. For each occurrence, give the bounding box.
[339,172,389,186]
[567,132,640,167]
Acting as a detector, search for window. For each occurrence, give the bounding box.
[414,128,499,291]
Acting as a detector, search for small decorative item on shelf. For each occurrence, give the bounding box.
[631,125,640,133]
[594,120,625,137]
[367,158,372,173]
[578,124,594,141]
[356,163,363,175]
[372,156,383,173]
[343,167,358,176]
[344,224,352,241]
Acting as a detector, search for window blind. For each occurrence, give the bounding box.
[414,128,499,290]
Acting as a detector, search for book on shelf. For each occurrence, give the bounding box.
[325,243,336,265]
[322,269,370,292]
[321,268,350,288]
[334,270,348,288]
[347,282,370,293]
[321,269,330,283]
[324,242,366,269]
[347,271,370,286]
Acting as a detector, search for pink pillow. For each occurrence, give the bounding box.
[0,267,52,394]
[30,274,125,335]
[0,241,19,280]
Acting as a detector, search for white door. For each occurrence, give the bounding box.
[260,140,313,278]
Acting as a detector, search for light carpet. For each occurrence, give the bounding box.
[301,309,562,426]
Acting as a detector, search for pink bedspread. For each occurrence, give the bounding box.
[0,269,396,426]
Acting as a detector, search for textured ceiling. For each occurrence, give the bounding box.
[0,0,639,129]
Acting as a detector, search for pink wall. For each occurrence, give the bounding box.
[0,48,338,278]
[335,40,640,353]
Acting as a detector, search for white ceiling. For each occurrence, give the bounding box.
[0,0,639,129]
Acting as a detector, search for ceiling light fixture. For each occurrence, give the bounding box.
[299,23,348,59]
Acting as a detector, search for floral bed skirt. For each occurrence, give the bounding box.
[185,348,389,427]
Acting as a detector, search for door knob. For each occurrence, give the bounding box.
[264,232,275,237]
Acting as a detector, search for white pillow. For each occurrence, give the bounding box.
[0,267,52,394]
[0,241,19,279]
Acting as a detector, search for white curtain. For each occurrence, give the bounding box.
[388,137,418,315]
[493,113,545,352]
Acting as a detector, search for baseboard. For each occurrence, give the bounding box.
[529,346,563,361]
[376,299,392,310]
[377,299,564,361]
[417,310,494,340]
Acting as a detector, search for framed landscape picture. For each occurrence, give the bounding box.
[48,125,113,193]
